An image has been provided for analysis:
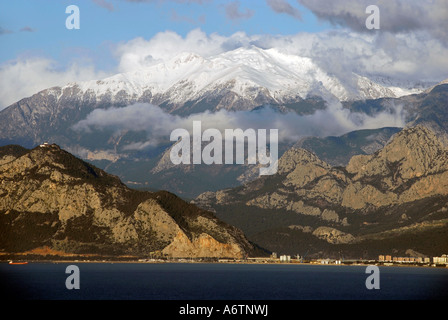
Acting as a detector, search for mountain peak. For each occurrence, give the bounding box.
[278,147,331,174]
[424,78,448,93]
[35,46,426,111]
[0,142,123,188]
[347,125,448,181]
[0,145,259,258]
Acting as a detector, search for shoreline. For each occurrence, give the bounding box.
[2,258,447,269]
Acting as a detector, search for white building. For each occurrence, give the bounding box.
[433,255,448,264]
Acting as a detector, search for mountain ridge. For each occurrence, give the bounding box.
[0,51,445,199]
[0,143,263,259]
[193,125,448,258]
[51,46,426,110]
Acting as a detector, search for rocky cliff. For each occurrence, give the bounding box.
[0,143,260,259]
[194,125,448,258]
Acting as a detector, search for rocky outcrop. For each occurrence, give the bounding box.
[278,148,332,188]
[254,125,448,212]
[311,227,355,244]
[342,126,448,208]
[346,126,447,181]
[0,144,258,258]
[161,232,244,258]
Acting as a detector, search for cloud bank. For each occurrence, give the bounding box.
[2,26,446,110]
[0,58,110,110]
[298,0,448,43]
[72,101,406,150]
[115,28,448,84]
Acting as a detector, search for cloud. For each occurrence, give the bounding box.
[124,0,210,3]
[224,1,254,21]
[72,101,407,150]
[298,0,448,43]
[114,29,242,72]
[170,9,206,25]
[114,28,448,83]
[0,57,109,110]
[0,27,13,35]
[19,26,35,32]
[92,0,114,11]
[253,30,448,83]
[2,25,446,111]
[266,0,302,20]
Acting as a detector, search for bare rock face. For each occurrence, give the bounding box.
[342,125,448,209]
[274,125,448,211]
[347,126,447,181]
[341,183,398,210]
[278,148,331,188]
[161,232,244,258]
[312,227,355,244]
[0,144,257,258]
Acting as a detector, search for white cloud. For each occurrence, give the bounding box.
[114,28,448,83]
[2,27,447,111]
[72,102,407,150]
[114,29,240,72]
[0,57,109,110]
[253,30,448,83]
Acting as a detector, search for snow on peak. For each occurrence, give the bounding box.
[62,46,424,105]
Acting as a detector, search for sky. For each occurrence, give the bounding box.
[0,0,447,110]
[0,0,330,71]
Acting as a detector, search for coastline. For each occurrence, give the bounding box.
[2,258,447,269]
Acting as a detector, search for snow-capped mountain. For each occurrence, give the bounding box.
[0,44,445,198]
[0,45,436,155]
[46,46,425,114]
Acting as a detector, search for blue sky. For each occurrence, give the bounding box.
[0,0,332,69]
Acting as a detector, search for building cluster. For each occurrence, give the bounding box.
[279,255,291,262]
[378,254,448,264]
[433,255,448,264]
[271,252,301,263]
[315,258,342,265]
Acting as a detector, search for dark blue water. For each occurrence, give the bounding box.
[1,262,447,300]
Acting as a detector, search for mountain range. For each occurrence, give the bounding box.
[193,125,448,259]
[0,47,444,198]
[0,46,447,259]
[0,46,429,149]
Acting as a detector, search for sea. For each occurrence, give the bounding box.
[1,262,447,301]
